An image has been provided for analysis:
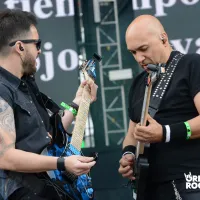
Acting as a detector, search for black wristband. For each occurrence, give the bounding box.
[57,157,65,171]
[122,145,136,156]
[70,102,79,111]
[170,122,187,141]
[162,125,166,142]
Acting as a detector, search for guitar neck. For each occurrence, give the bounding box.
[70,85,91,151]
[136,82,152,158]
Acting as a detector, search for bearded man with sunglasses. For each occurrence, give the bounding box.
[0,9,97,200]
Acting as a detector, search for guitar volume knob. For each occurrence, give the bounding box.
[87,188,93,195]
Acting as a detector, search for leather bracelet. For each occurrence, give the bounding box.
[70,102,79,111]
[57,157,65,171]
[122,145,136,156]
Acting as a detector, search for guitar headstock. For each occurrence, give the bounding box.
[79,53,102,83]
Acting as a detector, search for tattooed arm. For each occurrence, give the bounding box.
[0,97,57,172]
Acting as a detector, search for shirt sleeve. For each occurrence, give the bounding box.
[187,54,200,99]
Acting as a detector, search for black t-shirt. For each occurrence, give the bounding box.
[128,51,200,182]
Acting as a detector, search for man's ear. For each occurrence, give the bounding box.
[15,41,24,54]
[160,33,168,44]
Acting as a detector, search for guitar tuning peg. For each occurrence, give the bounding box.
[93,53,102,62]
[79,60,88,70]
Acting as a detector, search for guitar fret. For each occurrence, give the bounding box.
[71,85,92,151]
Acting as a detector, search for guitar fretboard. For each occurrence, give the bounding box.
[70,84,91,151]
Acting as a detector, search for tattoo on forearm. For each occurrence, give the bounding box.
[0,98,15,134]
[0,97,16,157]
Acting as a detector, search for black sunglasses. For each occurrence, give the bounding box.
[9,39,42,51]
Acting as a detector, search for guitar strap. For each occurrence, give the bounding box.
[39,92,72,147]
[148,51,184,118]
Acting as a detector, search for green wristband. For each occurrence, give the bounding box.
[60,102,77,116]
[184,121,192,140]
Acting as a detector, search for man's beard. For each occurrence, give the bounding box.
[22,53,37,76]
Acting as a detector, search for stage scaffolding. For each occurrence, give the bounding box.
[94,0,128,146]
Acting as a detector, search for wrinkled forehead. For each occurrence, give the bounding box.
[126,28,152,49]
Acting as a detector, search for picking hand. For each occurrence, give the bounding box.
[134,114,163,143]
[64,155,96,176]
[118,154,135,180]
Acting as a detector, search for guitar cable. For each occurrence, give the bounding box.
[42,173,84,200]
[40,177,66,200]
[40,174,74,200]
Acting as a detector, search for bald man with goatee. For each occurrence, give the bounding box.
[119,15,200,200]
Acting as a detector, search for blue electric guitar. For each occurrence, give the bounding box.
[43,53,102,200]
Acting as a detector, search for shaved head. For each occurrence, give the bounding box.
[126,15,165,40]
[125,15,172,67]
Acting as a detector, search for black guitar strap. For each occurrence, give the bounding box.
[148,52,184,118]
[39,92,72,147]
